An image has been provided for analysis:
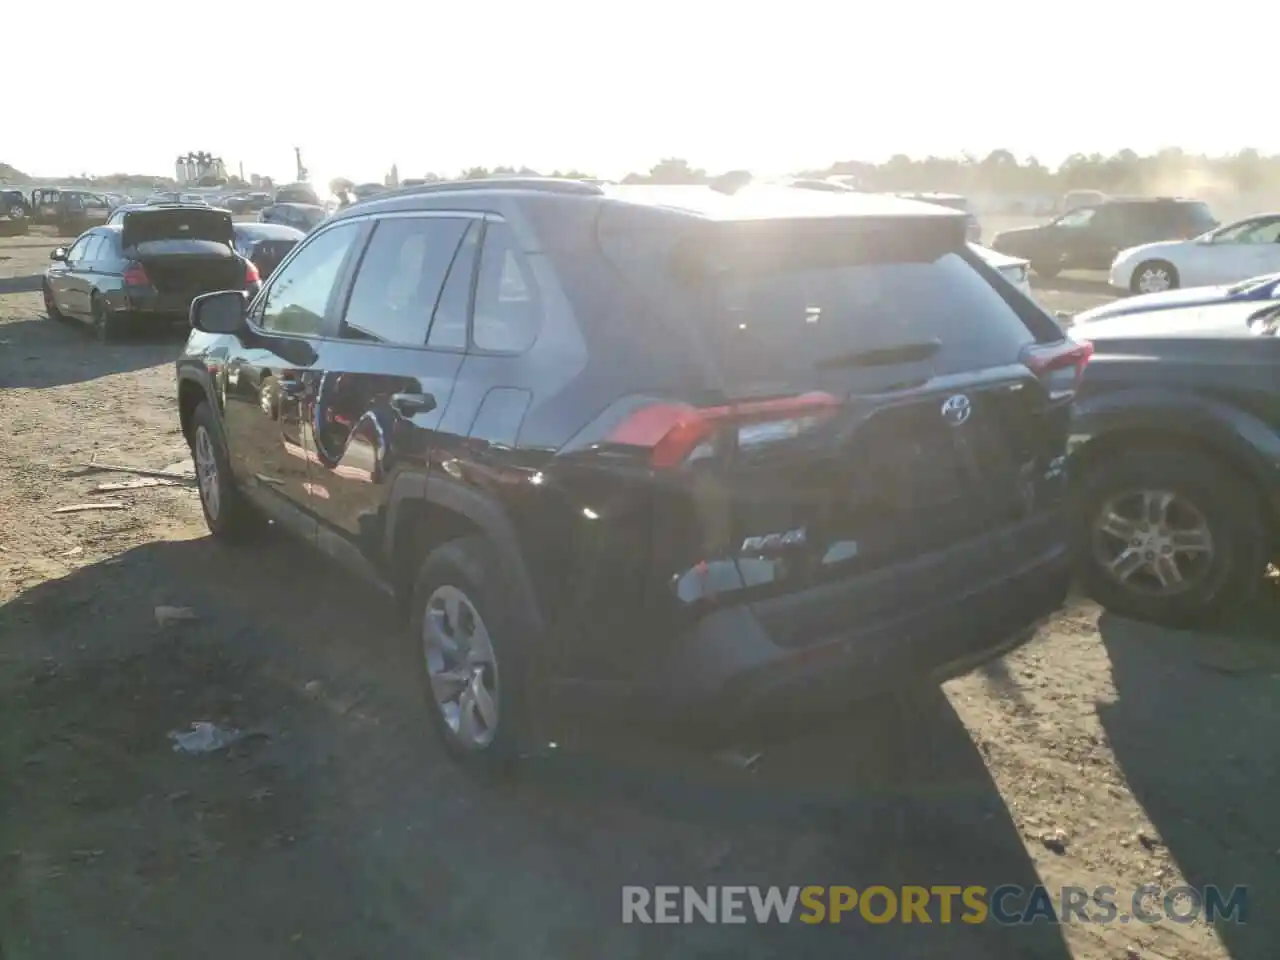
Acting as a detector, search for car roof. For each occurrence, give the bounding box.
[331,178,965,226]
[1102,196,1202,205]
[598,184,965,222]
[116,202,220,213]
[233,221,304,240]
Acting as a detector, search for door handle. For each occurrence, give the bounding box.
[389,392,436,417]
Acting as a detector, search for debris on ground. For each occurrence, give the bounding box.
[90,477,185,493]
[168,722,245,755]
[1040,828,1069,854]
[53,502,129,514]
[155,606,199,627]
[711,748,763,773]
[76,462,193,481]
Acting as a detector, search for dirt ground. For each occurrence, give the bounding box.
[1,228,1277,960]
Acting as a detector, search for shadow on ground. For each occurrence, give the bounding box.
[1,535,1072,959]
[0,315,184,389]
[1097,587,1280,960]
[0,274,42,295]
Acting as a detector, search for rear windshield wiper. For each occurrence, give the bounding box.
[815,339,942,369]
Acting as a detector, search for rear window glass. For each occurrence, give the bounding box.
[923,196,971,213]
[692,250,1036,384]
[276,186,320,205]
[131,239,234,257]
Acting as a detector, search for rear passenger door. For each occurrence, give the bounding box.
[303,212,475,579]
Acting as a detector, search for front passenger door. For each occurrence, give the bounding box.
[65,235,103,319]
[48,235,90,318]
[220,221,367,540]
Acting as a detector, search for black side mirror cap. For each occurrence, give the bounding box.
[190,290,248,334]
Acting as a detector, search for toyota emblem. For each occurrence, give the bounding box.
[941,394,972,426]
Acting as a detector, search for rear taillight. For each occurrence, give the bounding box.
[607,392,842,468]
[1021,339,1093,400]
[244,260,261,285]
[122,262,149,286]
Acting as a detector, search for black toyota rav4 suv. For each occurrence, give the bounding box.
[176,178,1085,769]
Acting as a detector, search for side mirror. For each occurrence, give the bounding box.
[49,247,67,262]
[190,290,248,335]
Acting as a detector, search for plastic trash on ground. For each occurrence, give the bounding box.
[169,721,245,754]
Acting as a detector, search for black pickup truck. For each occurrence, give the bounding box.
[1068,300,1280,625]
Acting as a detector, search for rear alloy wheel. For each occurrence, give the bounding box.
[190,401,261,542]
[1076,448,1267,625]
[411,536,538,774]
[42,281,65,321]
[423,585,502,751]
[1131,261,1179,294]
[92,294,121,343]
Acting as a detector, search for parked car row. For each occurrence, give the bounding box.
[990,196,1280,298]
[39,179,1280,773]
[43,203,303,341]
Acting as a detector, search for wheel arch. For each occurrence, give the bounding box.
[1071,416,1279,541]
[177,369,217,446]
[384,473,546,633]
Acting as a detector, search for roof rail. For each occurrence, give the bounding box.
[374,177,604,200]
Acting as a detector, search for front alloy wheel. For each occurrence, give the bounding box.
[194,425,222,524]
[1076,448,1268,625]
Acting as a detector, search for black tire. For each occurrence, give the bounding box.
[42,280,66,321]
[1075,447,1268,626]
[1130,260,1179,294]
[409,535,540,775]
[1031,259,1061,279]
[189,401,261,542]
[91,293,122,343]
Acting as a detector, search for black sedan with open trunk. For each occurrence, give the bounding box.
[42,207,261,341]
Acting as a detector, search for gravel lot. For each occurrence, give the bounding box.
[1,227,1277,960]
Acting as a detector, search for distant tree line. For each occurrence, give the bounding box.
[389,149,1280,197]
[9,149,1280,196]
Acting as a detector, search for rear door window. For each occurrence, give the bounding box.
[428,222,480,349]
[340,216,470,346]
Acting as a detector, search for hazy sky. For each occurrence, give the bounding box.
[5,0,1267,184]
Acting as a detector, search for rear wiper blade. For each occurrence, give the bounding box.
[815,339,942,369]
